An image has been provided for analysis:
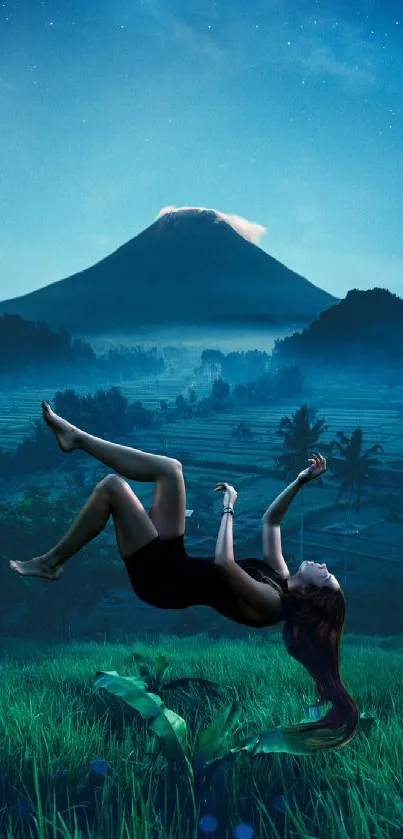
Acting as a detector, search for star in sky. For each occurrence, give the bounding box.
[0,0,402,300]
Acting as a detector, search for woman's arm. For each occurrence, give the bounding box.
[215,508,234,564]
[263,476,303,526]
[261,454,327,575]
[214,494,282,619]
[214,481,237,564]
[261,478,303,576]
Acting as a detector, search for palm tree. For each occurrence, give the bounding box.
[327,428,384,586]
[329,428,384,522]
[273,404,330,563]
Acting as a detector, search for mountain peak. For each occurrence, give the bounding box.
[155,207,223,233]
[157,206,218,222]
[155,205,268,244]
[0,208,338,333]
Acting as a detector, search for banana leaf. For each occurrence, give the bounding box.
[93,670,193,780]
[229,728,321,756]
[153,654,169,690]
[192,703,241,805]
[193,701,242,772]
[228,710,376,757]
[193,701,242,774]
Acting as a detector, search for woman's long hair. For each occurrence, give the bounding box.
[263,576,359,754]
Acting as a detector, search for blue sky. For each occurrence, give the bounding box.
[1,0,402,301]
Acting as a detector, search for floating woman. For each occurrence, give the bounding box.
[10,400,359,754]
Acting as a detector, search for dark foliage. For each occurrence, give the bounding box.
[0,314,164,388]
[272,288,403,377]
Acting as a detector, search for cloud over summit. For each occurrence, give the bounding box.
[156,205,267,245]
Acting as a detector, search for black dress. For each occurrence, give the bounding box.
[123,534,290,627]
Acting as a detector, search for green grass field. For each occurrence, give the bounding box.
[0,634,401,838]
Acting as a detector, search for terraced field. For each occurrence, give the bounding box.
[1,376,403,472]
[2,371,403,589]
[0,370,197,449]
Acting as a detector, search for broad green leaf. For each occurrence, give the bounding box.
[229,725,349,756]
[194,701,242,772]
[154,655,169,690]
[93,671,193,779]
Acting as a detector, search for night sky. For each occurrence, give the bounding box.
[1,0,402,301]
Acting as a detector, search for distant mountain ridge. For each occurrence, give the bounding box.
[273,287,403,374]
[0,209,338,335]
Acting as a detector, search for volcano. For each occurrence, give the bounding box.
[0,208,337,335]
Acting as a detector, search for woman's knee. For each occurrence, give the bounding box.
[163,457,183,475]
[97,473,128,495]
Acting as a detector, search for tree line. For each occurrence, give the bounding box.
[0,314,164,387]
[272,288,403,378]
[0,363,305,477]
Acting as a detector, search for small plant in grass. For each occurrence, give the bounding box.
[93,668,241,822]
[93,661,376,825]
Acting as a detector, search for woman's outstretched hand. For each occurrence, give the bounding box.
[297,453,327,485]
[213,482,238,508]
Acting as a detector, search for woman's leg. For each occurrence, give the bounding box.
[10,474,158,581]
[41,400,186,539]
[42,400,180,479]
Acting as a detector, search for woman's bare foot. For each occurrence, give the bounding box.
[42,400,79,452]
[10,556,63,581]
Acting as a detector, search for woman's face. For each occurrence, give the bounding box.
[298,560,340,590]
